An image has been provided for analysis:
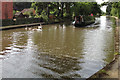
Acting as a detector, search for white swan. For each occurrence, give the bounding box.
[28,28,32,30]
[63,24,66,29]
[36,28,42,31]
[32,28,42,31]
[32,28,36,31]
[38,24,42,29]
[32,24,42,31]
[25,27,28,30]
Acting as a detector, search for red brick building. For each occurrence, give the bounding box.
[0,1,13,19]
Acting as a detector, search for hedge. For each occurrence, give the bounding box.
[1,18,43,26]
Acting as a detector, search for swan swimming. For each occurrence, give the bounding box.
[32,24,42,31]
[32,28,42,31]
[38,24,42,29]
[25,27,28,30]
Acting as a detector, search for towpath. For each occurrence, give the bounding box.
[0,22,45,30]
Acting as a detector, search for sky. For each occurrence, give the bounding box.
[96,0,109,13]
[96,0,109,4]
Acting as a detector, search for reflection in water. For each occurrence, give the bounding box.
[31,53,82,78]
[79,16,114,78]
[1,16,115,78]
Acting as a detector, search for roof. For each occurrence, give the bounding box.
[15,12,23,16]
[21,8,34,13]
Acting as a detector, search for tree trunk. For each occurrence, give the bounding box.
[47,3,50,21]
[61,2,64,18]
[57,2,60,17]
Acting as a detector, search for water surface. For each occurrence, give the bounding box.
[1,16,115,78]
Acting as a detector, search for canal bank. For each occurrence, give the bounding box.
[0,16,95,31]
[0,20,61,31]
[87,16,120,79]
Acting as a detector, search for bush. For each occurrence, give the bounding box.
[40,10,48,22]
[13,10,16,15]
[2,18,43,26]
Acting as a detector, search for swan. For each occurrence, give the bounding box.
[25,27,28,30]
[36,28,42,31]
[32,28,42,31]
[38,24,42,29]
[29,28,32,30]
[32,28,36,31]
[63,24,66,29]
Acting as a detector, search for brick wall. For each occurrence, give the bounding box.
[0,2,13,19]
[0,1,2,19]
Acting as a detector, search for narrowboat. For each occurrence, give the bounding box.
[73,15,95,27]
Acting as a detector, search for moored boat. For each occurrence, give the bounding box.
[73,15,95,27]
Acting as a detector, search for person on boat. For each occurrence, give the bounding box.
[75,16,79,24]
[75,16,77,22]
[80,15,82,24]
[80,15,84,24]
[81,15,84,23]
[74,15,84,25]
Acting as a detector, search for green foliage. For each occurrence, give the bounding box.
[40,10,48,22]
[2,18,43,26]
[114,52,120,56]
[31,2,101,21]
[101,2,109,6]
[100,70,106,74]
[89,2,101,15]
[71,2,101,16]
[107,2,120,18]
[106,2,112,15]
[110,17,116,28]
[111,7,118,16]
[112,2,120,8]
[34,14,41,18]
[13,10,16,15]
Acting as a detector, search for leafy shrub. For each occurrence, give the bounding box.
[2,18,43,26]
[40,10,48,22]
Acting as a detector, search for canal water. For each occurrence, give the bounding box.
[1,16,115,78]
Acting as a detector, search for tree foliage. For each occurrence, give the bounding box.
[106,2,112,15]
[106,2,120,18]
[13,2,101,20]
[31,2,101,20]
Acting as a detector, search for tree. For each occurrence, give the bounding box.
[106,2,112,15]
[71,2,101,16]
[31,2,101,20]
[110,2,120,18]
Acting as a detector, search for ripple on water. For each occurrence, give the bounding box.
[0,44,26,59]
[29,52,83,78]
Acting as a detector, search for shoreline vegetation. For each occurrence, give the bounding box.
[0,17,96,31]
[1,2,101,27]
[106,2,120,19]
[87,16,119,79]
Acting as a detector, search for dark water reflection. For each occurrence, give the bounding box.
[1,16,115,78]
